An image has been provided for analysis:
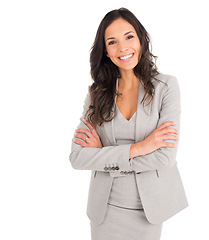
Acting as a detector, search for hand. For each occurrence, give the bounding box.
[141,121,179,155]
[133,121,179,157]
[73,119,103,148]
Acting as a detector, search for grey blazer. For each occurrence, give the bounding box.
[69,73,188,225]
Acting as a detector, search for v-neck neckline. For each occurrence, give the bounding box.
[115,78,140,122]
[116,103,136,122]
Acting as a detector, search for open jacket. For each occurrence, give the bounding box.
[69,73,188,225]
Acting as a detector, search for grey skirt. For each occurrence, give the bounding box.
[90,204,163,240]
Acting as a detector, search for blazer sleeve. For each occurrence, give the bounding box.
[69,88,133,172]
[130,76,181,172]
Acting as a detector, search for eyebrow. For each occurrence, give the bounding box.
[105,31,135,42]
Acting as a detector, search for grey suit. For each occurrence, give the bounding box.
[69,73,188,225]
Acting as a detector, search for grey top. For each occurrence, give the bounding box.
[70,74,188,224]
[108,104,143,209]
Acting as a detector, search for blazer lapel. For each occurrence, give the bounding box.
[103,78,120,146]
[135,80,152,143]
[103,78,152,146]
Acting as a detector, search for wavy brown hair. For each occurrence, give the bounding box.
[85,7,162,128]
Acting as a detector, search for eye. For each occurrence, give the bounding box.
[108,41,116,45]
[127,35,134,40]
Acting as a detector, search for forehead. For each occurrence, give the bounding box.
[104,18,136,39]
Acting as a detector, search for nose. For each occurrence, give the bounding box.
[118,41,128,52]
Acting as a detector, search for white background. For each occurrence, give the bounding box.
[0,0,208,239]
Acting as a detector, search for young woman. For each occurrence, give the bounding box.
[69,7,188,240]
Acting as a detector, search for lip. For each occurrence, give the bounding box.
[118,53,134,62]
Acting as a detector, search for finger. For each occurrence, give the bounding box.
[75,128,94,138]
[74,133,92,142]
[90,127,99,137]
[161,134,179,141]
[82,119,94,132]
[160,127,179,135]
[73,139,88,147]
[161,142,177,148]
[157,121,176,131]
[82,119,99,138]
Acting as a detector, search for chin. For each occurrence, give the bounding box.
[118,63,139,72]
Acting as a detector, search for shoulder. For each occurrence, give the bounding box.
[82,85,91,111]
[151,72,179,91]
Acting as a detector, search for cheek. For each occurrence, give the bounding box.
[131,39,141,51]
[134,44,141,52]
[106,48,116,59]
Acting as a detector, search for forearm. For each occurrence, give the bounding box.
[129,131,179,172]
[128,76,181,172]
[130,147,177,172]
[129,142,145,159]
[70,143,133,171]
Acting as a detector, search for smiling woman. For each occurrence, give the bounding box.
[69,7,188,240]
[105,19,141,71]
[85,8,159,128]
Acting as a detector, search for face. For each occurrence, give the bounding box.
[104,18,141,73]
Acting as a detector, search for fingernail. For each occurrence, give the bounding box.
[83,119,86,122]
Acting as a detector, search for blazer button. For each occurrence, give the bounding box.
[120,171,124,175]
[107,167,112,171]
[115,166,119,170]
[104,167,108,171]
[111,167,116,170]
[124,171,128,175]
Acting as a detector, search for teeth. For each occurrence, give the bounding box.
[119,54,133,60]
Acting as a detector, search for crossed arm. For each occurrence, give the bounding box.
[69,76,181,172]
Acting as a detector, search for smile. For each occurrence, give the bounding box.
[118,53,134,61]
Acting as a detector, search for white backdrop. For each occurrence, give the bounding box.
[0,0,208,239]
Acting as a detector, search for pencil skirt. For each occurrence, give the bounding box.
[90,203,163,240]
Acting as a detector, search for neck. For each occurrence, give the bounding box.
[119,69,140,90]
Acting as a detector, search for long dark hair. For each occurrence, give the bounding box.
[85,7,160,128]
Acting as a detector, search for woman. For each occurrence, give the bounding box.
[69,7,188,240]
